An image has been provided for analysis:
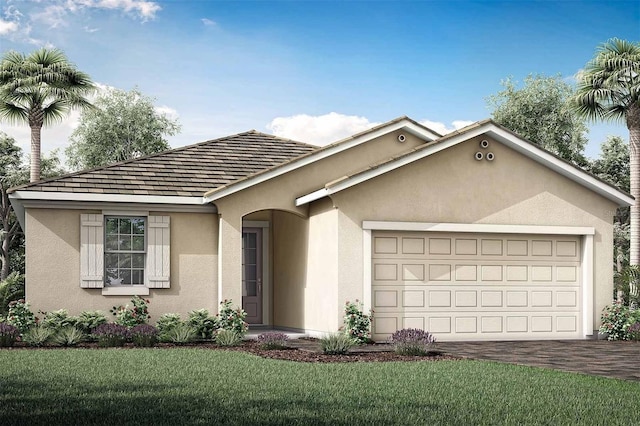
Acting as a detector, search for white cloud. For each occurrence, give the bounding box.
[267,112,381,146]
[201,18,216,26]
[92,0,161,21]
[0,18,18,34]
[155,105,179,121]
[83,25,99,33]
[419,119,474,135]
[31,5,68,29]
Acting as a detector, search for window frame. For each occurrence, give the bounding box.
[104,215,147,287]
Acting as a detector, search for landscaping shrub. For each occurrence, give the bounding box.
[41,309,79,332]
[257,332,289,349]
[0,322,19,347]
[320,333,355,355]
[52,326,85,347]
[165,322,195,344]
[628,321,640,341]
[216,300,248,337]
[0,272,25,318]
[76,311,108,335]
[599,301,640,340]
[5,299,36,334]
[188,309,218,340]
[215,329,241,346]
[389,328,436,356]
[156,313,182,341]
[92,323,129,347]
[130,324,158,347]
[110,296,150,328]
[22,324,54,347]
[343,300,372,344]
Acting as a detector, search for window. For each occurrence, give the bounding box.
[104,216,146,286]
[80,213,170,292]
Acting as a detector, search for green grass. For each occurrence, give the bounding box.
[1,349,639,425]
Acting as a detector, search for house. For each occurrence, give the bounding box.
[9,117,633,341]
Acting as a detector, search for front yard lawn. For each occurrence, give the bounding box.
[1,348,639,425]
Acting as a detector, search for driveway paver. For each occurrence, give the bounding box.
[436,340,640,382]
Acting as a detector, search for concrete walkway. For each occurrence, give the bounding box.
[435,340,640,382]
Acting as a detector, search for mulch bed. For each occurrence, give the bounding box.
[3,340,459,363]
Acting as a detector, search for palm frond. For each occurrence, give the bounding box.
[0,101,28,124]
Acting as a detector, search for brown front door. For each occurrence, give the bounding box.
[242,228,262,324]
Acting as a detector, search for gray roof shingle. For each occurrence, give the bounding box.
[10,131,317,197]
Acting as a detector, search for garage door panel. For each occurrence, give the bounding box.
[371,231,582,341]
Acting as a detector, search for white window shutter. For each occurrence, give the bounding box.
[147,216,170,288]
[80,214,104,288]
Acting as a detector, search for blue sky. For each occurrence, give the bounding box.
[1,0,639,164]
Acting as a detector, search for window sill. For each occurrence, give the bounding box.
[101,286,150,296]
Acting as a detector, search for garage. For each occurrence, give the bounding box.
[371,230,584,341]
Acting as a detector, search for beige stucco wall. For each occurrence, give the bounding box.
[215,131,427,304]
[272,210,308,329]
[330,136,618,333]
[25,208,218,321]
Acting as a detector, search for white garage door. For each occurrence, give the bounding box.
[371,231,582,341]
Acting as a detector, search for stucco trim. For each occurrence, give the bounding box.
[297,123,634,207]
[362,221,596,235]
[204,119,439,203]
[582,234,594,337]
[362,221,595,339]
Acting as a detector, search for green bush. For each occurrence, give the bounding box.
[41,309,79,332]
[166,322,195,344]
[343,300,372,344]
[5,299,36,333]
[23,324,54,347]
[76,311,108,335]
[110,296,150,328]
[188,309,218,340]
[216,300,248,337]
[157,313,182,341]
[599,301,640,340]
[320,333,355,355]
[215,329,241,346]
[0,272,25,318]
[52,326,85,346]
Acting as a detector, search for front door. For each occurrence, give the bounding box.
[242,228,263,324]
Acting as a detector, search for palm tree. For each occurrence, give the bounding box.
[573,38,640,263]
[0,48,94,182]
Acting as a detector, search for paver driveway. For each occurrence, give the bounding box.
[436,340,640,381]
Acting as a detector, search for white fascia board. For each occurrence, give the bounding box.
[362,221,596,235]
[486,125,634,207]
[295,188,329,207]
[296,126,487,206]
[10,190,206,205]
[205,119,436,203]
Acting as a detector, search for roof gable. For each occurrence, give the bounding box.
[295,120,634,208]
[202,116,441,202]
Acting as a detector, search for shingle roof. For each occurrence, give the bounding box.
[10,131,317,197]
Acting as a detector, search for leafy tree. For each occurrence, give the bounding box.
[591,135,631,271]
[572,38,640,264]
[66,88,181,170]
[0,132,65,282]
[487,74,589,166]
[0,48,94,182]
